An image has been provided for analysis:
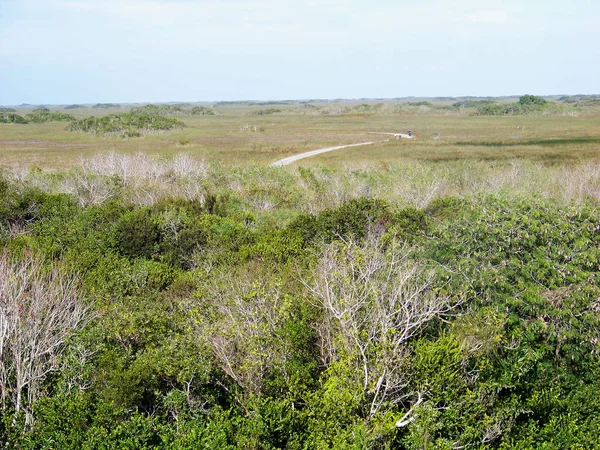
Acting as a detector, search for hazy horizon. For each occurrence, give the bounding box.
[4,93,600,108]
[1,0,598,105]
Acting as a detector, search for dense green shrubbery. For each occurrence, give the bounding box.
[130,104,185,116]
[67,113,186,137]
[0,113,28,124]
[518,94,548,106]
[128,104,216,116]
[287,197,390,244]
[0,109,75,124]
[252,108,282,115]
[1,171,599,448]
[24,109,75,123]
[475,94,576,116]
[191,106,215,115]
[0,107,17,113]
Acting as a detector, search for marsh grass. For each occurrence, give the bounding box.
[4,151,600,222]
[1,110,599,168]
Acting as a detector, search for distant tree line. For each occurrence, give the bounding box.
[67,113,186,137]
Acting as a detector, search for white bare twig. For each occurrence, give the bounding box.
[302,232,458,420]
[0,253,89,426]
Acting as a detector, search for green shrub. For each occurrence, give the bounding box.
[424,196,467,220]
[388,206,430,241]
[252,108,281,115]
[191,106,215,115]
[289,197,390,243]
[0,113,28,124]
[519,94,547,106]
[474,95,573,116]
[130,104,185,116]
[25,110,75,123]
[114,208,161,258]
[67,113,186,136]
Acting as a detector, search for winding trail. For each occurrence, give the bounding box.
[269,140,388,167]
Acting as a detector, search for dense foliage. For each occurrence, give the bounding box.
[130,104,186,116]
[191,106,216,115]
[129,104,216,116]
[0,113,28,124]
[24,109,75,123]
[0,109,74,124]
[67,113,186,137]
[1,167,598,448]
[474,95,575,116]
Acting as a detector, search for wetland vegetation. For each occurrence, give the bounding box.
[0,96,599,449]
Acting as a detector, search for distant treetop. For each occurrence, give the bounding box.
[518,94,547,106]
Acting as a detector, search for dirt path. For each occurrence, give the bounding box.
[269,140,387,166]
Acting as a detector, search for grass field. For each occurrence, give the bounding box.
[1,101,599,169]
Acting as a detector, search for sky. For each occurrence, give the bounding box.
[0,0,599,104]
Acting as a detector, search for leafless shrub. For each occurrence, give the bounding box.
[303,233,458,419]
[172,153,208,179]
[72,152,209,205]
[61,170,116,206]
[195,275,291,397]
[559,161,600,202]
[252,198,276,211]
[239,124,261,132]
[0,253,89,425]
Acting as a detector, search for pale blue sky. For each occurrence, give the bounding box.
[1,0,598,104]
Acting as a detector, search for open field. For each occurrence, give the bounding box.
[1,100,599,169]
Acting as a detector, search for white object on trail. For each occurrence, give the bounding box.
[269,140,387,167]
[368,132,415,139]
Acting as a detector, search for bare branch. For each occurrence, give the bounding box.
[303,232,457,420]
[0,252,89,425]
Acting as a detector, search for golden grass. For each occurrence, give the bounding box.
[1,104,599,170]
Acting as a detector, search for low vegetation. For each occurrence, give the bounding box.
[24,109,75,123]
[130,104,186,116]
[190,106,215,115]
[252,107,282,115]
[92,103,121,109]
[0,155,599,448]
[475,94,578,116]
[0,110,74,124]
[0,113,28,124]
[67,113,186,137]
[558,94,600,106]
[1,95,599,447]
[452,99,497,109]
[129,104,216,116]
